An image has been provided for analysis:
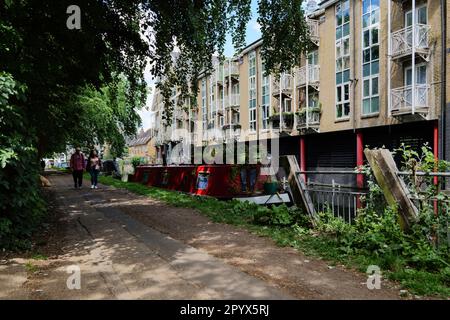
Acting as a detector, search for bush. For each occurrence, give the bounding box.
[0,72,47,250]
[131,156,141,171]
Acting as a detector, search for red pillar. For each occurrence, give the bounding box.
[433,121,439,215]
[356,131,364,188]
[433,121,439,185]
[356,132,364,209]
[300,137,306,182]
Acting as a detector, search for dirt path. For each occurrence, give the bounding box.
[1,174,403,299]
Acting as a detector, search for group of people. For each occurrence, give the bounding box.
[69,147,102,189]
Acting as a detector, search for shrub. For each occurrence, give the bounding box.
[0,72,47,250]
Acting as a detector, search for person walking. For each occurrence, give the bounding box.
[70,147,86,189]
[87,150,102,189]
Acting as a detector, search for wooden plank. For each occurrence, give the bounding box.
[279,155,317,223]
[364,148,418,230]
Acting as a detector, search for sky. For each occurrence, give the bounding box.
[138,0,318,131]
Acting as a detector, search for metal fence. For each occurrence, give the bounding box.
[298,170,368,224]
[306,185,368,223]
[397,171,450,247]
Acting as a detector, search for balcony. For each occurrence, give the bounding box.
[295,65,320,89]
[269,113,294,132]
[390,84,430,116]
[297,107,321,131]
[224,62,239,77]
[391,24,431,60]
[174,109,185,119]
[222,124,241,143]
[224,94,240,109]
[307,19,319,45]
[272,74,293,97]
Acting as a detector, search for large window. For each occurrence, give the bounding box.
[335,0,350,119]
[405,5,427,27]
[201,79,207,131]
[261,63,270,130]
[249,51,257,131]
[362,0,380,115]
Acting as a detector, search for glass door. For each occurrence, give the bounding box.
[405,64,427,107]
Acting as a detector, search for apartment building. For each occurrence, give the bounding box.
[152,0,448,183]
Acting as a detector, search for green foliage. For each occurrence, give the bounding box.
[1,1,148,248]
[131,157,142,171]
[0,72,47,250]
[258,0,312,75]
[143,0,310,123]
[69,78,144,157]
[254,204,307,226]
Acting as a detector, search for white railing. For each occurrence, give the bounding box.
[391,24,430,58]
[174,109,185,119]
[297,108,321,128]
[272,74,293,95]
[223,124,241,143]
[391,84,430,114]
[224,94,240,108]
[224,62,239,76]
[296,65,320,86]
[307,19,319,41]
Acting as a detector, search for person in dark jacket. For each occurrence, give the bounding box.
[70,147,86,189]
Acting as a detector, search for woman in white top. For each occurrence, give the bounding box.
[87,150,102,189]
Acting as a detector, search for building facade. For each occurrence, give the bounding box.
[151,0,448,185]
[128,128,158,163]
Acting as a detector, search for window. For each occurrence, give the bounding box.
[308,92,319,108]
[261,63,270,130]
[249,51,257,131]
[362,0,380,115]
[209,78,215,118]
[405,64,427,86]
[405,5,428,48]
[201,79,207,131]
[308,50,319,65]
[405,5,427,27]
[404,63,427,106]
[335,0,351,119]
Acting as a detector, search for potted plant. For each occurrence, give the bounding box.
[263,175,279,195]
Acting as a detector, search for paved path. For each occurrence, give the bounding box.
[1,174,402,299]
[12,175,291,299]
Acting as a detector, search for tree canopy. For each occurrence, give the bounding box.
[143,0,312,122]
[0,0,312,248]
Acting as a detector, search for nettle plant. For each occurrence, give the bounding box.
[395,143,450,249]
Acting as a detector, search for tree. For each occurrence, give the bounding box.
[1,0,312,248]
[0,0,147,248]
[141,0,312,123]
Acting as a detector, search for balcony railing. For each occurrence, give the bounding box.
[222,124,241,142]
[297,108,321,129]
[296,65,320,87]
[224,62,239,77]
[174,109,185,119]
[391,84,430,115]
[307,19,319,44]
[269,113,294,131]
[391,24,431,59]
[272,74,293,96]
[224,94,240,108]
